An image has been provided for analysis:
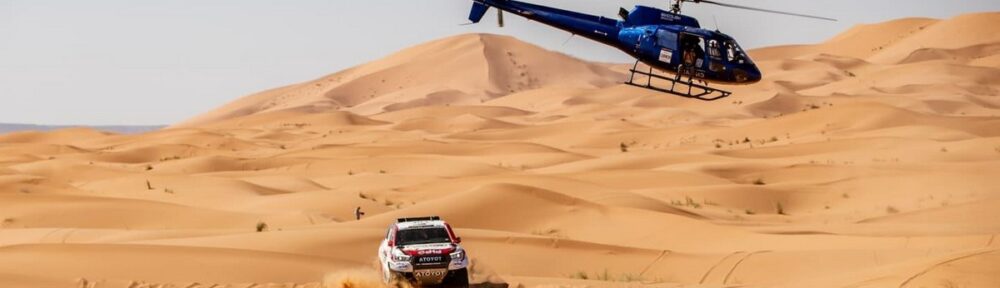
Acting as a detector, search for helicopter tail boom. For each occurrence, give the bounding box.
[467,0,622,47]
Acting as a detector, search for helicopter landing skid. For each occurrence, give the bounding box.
[624,61,732,101]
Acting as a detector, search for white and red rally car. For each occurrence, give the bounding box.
[378,216,469,287]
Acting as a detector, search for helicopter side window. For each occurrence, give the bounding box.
[708,40,722,59]
[655,29,677,49]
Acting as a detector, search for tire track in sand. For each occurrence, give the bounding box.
[898,249,998,288]
[700,251,745,284]
[638,250,670,277]
[722,250,770,285]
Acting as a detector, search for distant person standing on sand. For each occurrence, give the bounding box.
[355,206,365,220]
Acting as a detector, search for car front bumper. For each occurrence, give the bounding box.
[386,256,468,273]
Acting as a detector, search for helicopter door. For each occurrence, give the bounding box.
[679,33,706,69]
[654,29,678,65]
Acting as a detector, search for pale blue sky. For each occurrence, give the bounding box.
[1,0,997,125]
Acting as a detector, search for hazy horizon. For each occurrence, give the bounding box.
[0,122,162,134]
[1,0,997,125]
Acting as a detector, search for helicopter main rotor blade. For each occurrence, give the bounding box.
[690,0,837,22]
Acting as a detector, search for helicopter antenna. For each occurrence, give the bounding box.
[712,15,720,31]
[561,34,576,47]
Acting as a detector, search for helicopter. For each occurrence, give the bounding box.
[467,0,836,101]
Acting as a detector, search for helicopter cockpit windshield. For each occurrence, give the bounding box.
[724,41,749,64]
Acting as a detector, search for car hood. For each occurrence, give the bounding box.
[399,242,457,255]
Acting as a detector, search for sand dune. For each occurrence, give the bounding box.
[173,34,623,128]
[1,12,999,288]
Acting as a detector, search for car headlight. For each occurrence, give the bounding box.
[391,250,411,262]
[450,250,465,261]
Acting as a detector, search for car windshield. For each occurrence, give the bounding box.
[396,228,451,246]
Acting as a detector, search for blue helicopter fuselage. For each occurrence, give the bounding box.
[470,0,762,85]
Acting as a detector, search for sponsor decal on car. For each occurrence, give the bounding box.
[418,249,442,255]
[414,269,447,277]
[418,256,444,263]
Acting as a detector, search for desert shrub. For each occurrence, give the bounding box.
[619,273,644,282]
[596,269,611,281]
[532,228,560,237]
[684,196,702,209]
[569,270,644,282]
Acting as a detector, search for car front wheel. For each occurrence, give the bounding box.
[441,268,469,288]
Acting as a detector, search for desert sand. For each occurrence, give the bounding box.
[1,12,999,288]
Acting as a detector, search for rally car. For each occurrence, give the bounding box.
[378,216,469,287]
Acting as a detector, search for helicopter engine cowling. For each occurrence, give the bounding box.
[623,6,700,28]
